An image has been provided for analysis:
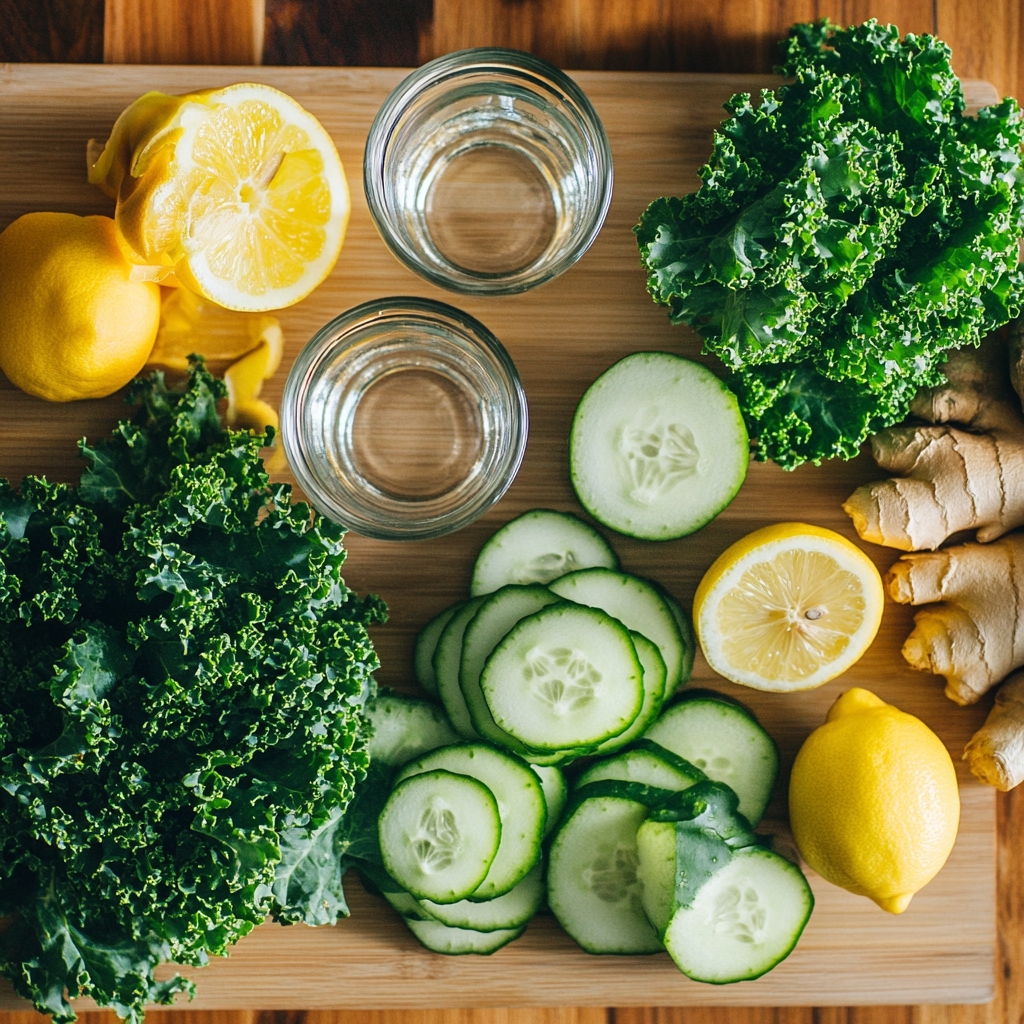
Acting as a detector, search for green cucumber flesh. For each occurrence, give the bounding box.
[460,584,560,751]
[481,602,643,751]
[404,917,525,954]
[433,597,486,740]
[547,568,685,696]
[643,697,779,825]
[531,764,567,835]
[471,509,618,596]
[420,863,543,931]
[575,740,705,793]
[653,585,695,697]
[415,603,464,698]
[366,689,459,767]
[546,791,663,955]
[588,632,666,755]
[569,351,749,540]
[378,769,501,904]
[662,846,813,983]
[395,743,546,900]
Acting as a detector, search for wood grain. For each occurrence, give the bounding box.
[0,0,103,62]
[103,0,265,65]
[0,61,1000,1013]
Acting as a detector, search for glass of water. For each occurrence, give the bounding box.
[364,48,614,295]
[281,297,528,540]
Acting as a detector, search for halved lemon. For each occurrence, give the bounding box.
[88,83,349,312]
[693,523,884,692]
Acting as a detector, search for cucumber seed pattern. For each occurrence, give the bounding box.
[523,646,601,714]
[511,549,581,585]
[582,842,643,906]
[619,409,700,504]
[709,882,767,944]
[412,798,461,872]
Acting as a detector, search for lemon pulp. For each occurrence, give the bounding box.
[694,523,884,691]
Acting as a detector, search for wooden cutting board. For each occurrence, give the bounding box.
[0,63,1002,1009]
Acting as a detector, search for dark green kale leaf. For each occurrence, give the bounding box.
[0,360,385,1023]
[637,19,1024,467]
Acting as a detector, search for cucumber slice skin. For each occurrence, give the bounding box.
[403,917,526,955]
[531,764,568,835]
[589,631,667,756]
[460,584,560,752]
[471,509,619,597]
[575,740,705,793]
[569,351,749,541]
[366,689,459,767]
[420,863,544,931]
[548,568,685,697]
[482,601,644,751]
[635,818,676,934]
[546,791,663,955]
[383,888,435,922]
[433,597,487,740]
[415,603,464,698]
[395,743,547,900]
[378,769,501,905]
[662,846,814,983]
[643,698,779,825]
[652,585,695,697]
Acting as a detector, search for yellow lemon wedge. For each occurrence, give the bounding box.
[88,83,349,312]
[693,522,884,691]
[789,687,960,913]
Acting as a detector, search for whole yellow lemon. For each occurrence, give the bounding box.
[789,687,959,914]
[0,212,160,401]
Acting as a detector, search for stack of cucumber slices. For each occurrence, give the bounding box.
[362,510,815,983]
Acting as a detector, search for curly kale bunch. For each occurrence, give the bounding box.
[636,19,1024,468]
[0,362,385,1022]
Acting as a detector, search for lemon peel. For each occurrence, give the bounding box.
[0,212,160,402]
[789,687,960,914]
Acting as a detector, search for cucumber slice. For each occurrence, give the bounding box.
[471,509,618,596]
[366,689,459,767]
[531,764,567,834]
[589,632,666,755]
[378,769,501,904]
[420,863,543,931]
[433,597,487,739]
[415,603,464,698]
[546,781,666,954]
[643,694,779,824]
[548,568,685,696]
[403,917,525,955]
[383,888,434,921]
[481,602,643,751]
[663,846,813,983]
[396,743,546,900]
[653,585,695,696]
[570,351,749,540]
[460,584,560,751]
[575,739,705,792]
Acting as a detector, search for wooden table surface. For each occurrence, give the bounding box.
[1,2,1023,1024]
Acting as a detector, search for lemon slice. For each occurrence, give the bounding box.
[693,523,884,691]
[89,83,349,312]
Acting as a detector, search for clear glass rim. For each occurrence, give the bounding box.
[281,296,529,541]
[363,47,614,296]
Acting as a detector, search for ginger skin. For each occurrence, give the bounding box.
[964,670,1024,790]
[844,337,1024,551]
[886,534,1024,706]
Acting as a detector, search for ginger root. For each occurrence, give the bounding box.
[843,322,1024,788]
[886,534,1024,705]
[964,670,1024,790]
[844,337,1024,551]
